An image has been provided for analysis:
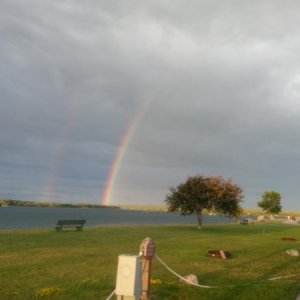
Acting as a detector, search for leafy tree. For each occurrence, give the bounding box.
[165,175,244,229]
[257,191,282,215]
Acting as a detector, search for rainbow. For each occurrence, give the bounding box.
[101,99,153,205]
[43,104,75,202]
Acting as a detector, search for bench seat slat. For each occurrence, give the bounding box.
[55,219,86,231]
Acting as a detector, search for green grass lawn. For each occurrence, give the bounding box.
[0,223,300,300]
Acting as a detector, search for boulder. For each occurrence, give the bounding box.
[257,215,264,222]
[180,274,198,285]
[286,249,299,257]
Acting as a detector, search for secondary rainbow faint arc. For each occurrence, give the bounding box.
[44,103,75,201]
[101,99,152,205]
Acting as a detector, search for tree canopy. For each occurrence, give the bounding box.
[257,191,282,215]
[165,175,244,229]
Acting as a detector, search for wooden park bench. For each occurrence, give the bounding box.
[55,219,86,231]
[240,219,249,225]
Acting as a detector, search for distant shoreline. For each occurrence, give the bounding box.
[0,199,119,209]
[119,204,168,211]
[1,199,299,216]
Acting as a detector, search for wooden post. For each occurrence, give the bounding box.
[139,237,155,300]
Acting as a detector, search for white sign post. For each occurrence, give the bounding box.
[115,255,142,300]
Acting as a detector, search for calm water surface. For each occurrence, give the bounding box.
[0,206,235,230]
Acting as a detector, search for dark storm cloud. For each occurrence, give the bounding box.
[1,0,300,209]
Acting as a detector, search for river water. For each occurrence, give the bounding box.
[0,206,235,230]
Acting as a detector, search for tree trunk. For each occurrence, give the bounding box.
[196,210,203,229]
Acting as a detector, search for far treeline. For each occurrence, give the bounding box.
[0,199,119,209]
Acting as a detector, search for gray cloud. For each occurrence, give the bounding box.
[1,1,300,210]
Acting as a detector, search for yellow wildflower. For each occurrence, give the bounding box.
[150,278,162,285]
[35,287,64,297]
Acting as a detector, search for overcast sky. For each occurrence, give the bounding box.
[1,1,300,210]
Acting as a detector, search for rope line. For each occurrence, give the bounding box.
[268,273,300,281]
[155,254,217,288]
[155,254,300,289]
[104,289,115,300]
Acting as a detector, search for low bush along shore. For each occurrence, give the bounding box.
[0,222,300,300]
